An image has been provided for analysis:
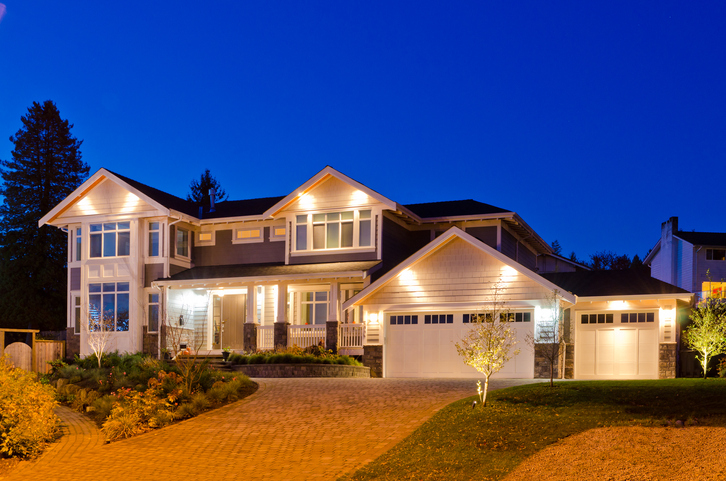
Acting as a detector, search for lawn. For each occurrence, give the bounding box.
[343,379,726,481]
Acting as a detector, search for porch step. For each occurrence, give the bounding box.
[174,355,234,372]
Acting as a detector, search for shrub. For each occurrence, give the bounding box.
[0,357,59,457]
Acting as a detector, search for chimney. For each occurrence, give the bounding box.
[210,188,216,213]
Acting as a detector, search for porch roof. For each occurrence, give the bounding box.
[154,260,382,285]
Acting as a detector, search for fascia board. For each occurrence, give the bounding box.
[39,168,173,227]
[412,211,515,224]
[342,226,576,310]
[263,166,397,218]
[152,270,372,288]
[198,215,266,225]
[575,293,693,303]
[509,213,553,254]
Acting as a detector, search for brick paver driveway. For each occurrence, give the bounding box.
[8,378,537,481]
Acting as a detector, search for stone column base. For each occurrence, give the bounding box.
[326,320,340,353]
[659,343,677,379]
[142,326,159,358]
[274,322,290,350]
[244,323,259,352]
[65,327,80,360]
[363,345,383,378]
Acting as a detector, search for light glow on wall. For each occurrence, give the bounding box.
[120,192,141,213]
[351,189,369,205]
[609,300,629,310]
[298,193,314,209]
[77,195,98,215]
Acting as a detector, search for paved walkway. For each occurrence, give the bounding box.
[5,378,537,481]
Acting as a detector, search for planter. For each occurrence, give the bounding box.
[222,351,230,361]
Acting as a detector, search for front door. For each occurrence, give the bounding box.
[221,294,246,350]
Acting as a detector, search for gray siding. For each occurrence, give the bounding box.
[170,264,187,276]
[500,228,536,271]
[70,267,81,291]
[517,244,537,271]
[193,229,285,266]
[501,228,517,259]
[697,249,726,291]
[144,264,165,287]
[466,226,497,250]
[377,215,430,279]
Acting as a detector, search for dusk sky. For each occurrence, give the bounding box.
[1,1,724,262]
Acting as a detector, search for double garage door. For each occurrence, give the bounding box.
[385,312,534,378]
[576,311,659,379]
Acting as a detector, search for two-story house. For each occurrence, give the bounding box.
[40,166,691,379]
[645,217,726,299]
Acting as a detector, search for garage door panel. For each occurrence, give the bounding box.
[596,330,615,376]
[615,329,637,376]
[579,331,596,376]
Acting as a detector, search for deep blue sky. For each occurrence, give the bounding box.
[1,1,724,261]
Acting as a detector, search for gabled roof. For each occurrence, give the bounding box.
[675,231,726,247]
[108,170,198,217]
[153,261,381,285]
[541,269,691,298]
[343,226,575,309]
[262,166,397,217]
[404,199,510,218]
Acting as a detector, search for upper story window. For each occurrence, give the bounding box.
[706,248,726,261]
[74,227,82,261]
[294,209,372,252]
[149,222,161,257]
[90,222,130,258]
[176,228,189,258]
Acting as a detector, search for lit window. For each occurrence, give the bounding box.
[294,210,373,251]
[89,222,130,258]
[199,232,212,242]
[89,282,129,332]
[233,228,262,244]
[176,228,189,257]
[149,222,160,257]
[270,225,286,241]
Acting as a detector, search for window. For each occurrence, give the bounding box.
[706,249,726,261]
[424,314,453,324]
[74,228,82,261]
[300,291,328,324]
[74,296,81,334]
[233,228,262,244]
[581,314,614,324]
[176,228,189,257]
[270,225,286,241]
[702,281,726,299]
[390,315,418,325]
[620,312,655,323]
[256,286,265,322]
[148,293,160,332]
[149,222,160,256]
[464,312,531,323]
[89,282,129,331]
[294,210,373,251]
[90,222,130,258]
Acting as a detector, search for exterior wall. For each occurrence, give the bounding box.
[144,263,165,287]
[166,289,210,349]
[696,247,726,293]
[281,176,381,214]
[674,237,693,292]
[501,228,517,260]
[650,248,664,282]
[58,178,162,220]
[534,343,560,379]
[288,251,378,265]
[379,215,430,278]
[365,237,555,307]
[70,268,81,290]
[500,227,537,271]
[65,327,80,359]
[193,229,285,266]
[536,255,581,274]
[142,326,159,358]
[363,344,383,377]
[465,226,497,250]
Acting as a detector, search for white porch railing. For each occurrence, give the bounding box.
[257,325,274,351]
[288,325,326,348]
[338,323,365,348]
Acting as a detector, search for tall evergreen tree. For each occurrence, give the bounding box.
[0,100,89,330]
[186,169,229,209]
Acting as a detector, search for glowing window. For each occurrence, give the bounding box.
[706,249,726,261]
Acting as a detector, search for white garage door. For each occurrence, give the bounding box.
[385,312,534,379]
[576,311,659,380]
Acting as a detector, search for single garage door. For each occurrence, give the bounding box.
[385,311,534,378]
[576,311,659,380]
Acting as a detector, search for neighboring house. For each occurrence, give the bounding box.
[39,166,691,379]
[644,217,726,299]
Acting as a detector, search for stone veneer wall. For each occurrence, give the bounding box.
[244,323,258,352]
[533,343,560,379]
[65,327,80,360]
[326,321,339,353]
[231,363,370,378]
[363,345,383,378]
[142,327,159,358]
[274,322,290,349]
[563,343,574,379]
[659,343,677,379]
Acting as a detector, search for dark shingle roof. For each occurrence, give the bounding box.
[675,231,726,247]
[404,199,510,218]
[110,170,199,217]
[541,269,690,297]
[162,261,382,282]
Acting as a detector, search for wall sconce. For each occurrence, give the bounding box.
[368,313,379,324]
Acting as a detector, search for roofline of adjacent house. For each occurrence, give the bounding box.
[643,238,661,265]
[544,252,592,270]
[342,226,575,310]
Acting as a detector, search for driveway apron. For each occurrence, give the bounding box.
[6,378,537,481]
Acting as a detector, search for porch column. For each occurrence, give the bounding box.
[326,282,340,353]
[274,282,290,349]
[244,284,258,352]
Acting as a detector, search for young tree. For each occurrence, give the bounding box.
[0,100,89,330]
[186,169,229,208]
[455,281,520,406]
[527,290,565,387]
[683,297,726,378]
[83,308,115,369]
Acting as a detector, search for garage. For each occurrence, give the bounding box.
[575,311,659,379]
[385,311,535,378]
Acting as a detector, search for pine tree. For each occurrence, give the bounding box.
[0,100,89,330]
[186,169,229,209]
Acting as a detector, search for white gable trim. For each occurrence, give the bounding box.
[342,226,576,309]
[38,168,172,227]
[263,166,397,218]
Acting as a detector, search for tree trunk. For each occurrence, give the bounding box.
[483,374,490,407]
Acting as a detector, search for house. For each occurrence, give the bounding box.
[644,217,726,299]
[39,166,691,379]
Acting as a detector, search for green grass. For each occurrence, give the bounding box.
[343,379,726,481]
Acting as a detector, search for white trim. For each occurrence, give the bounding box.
[343,226,577,310]
[232,227,263,244]
[195,229,216,247]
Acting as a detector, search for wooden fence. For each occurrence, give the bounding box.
[35,340,66,374]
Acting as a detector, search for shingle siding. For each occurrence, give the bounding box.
[193,229,285,266]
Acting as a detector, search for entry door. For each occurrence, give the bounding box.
[222,294,246,350]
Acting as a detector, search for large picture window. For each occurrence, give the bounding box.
[89,222,130,258]
[294,210,372,251]
[89,282,129,332]
[300,291,328,324]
